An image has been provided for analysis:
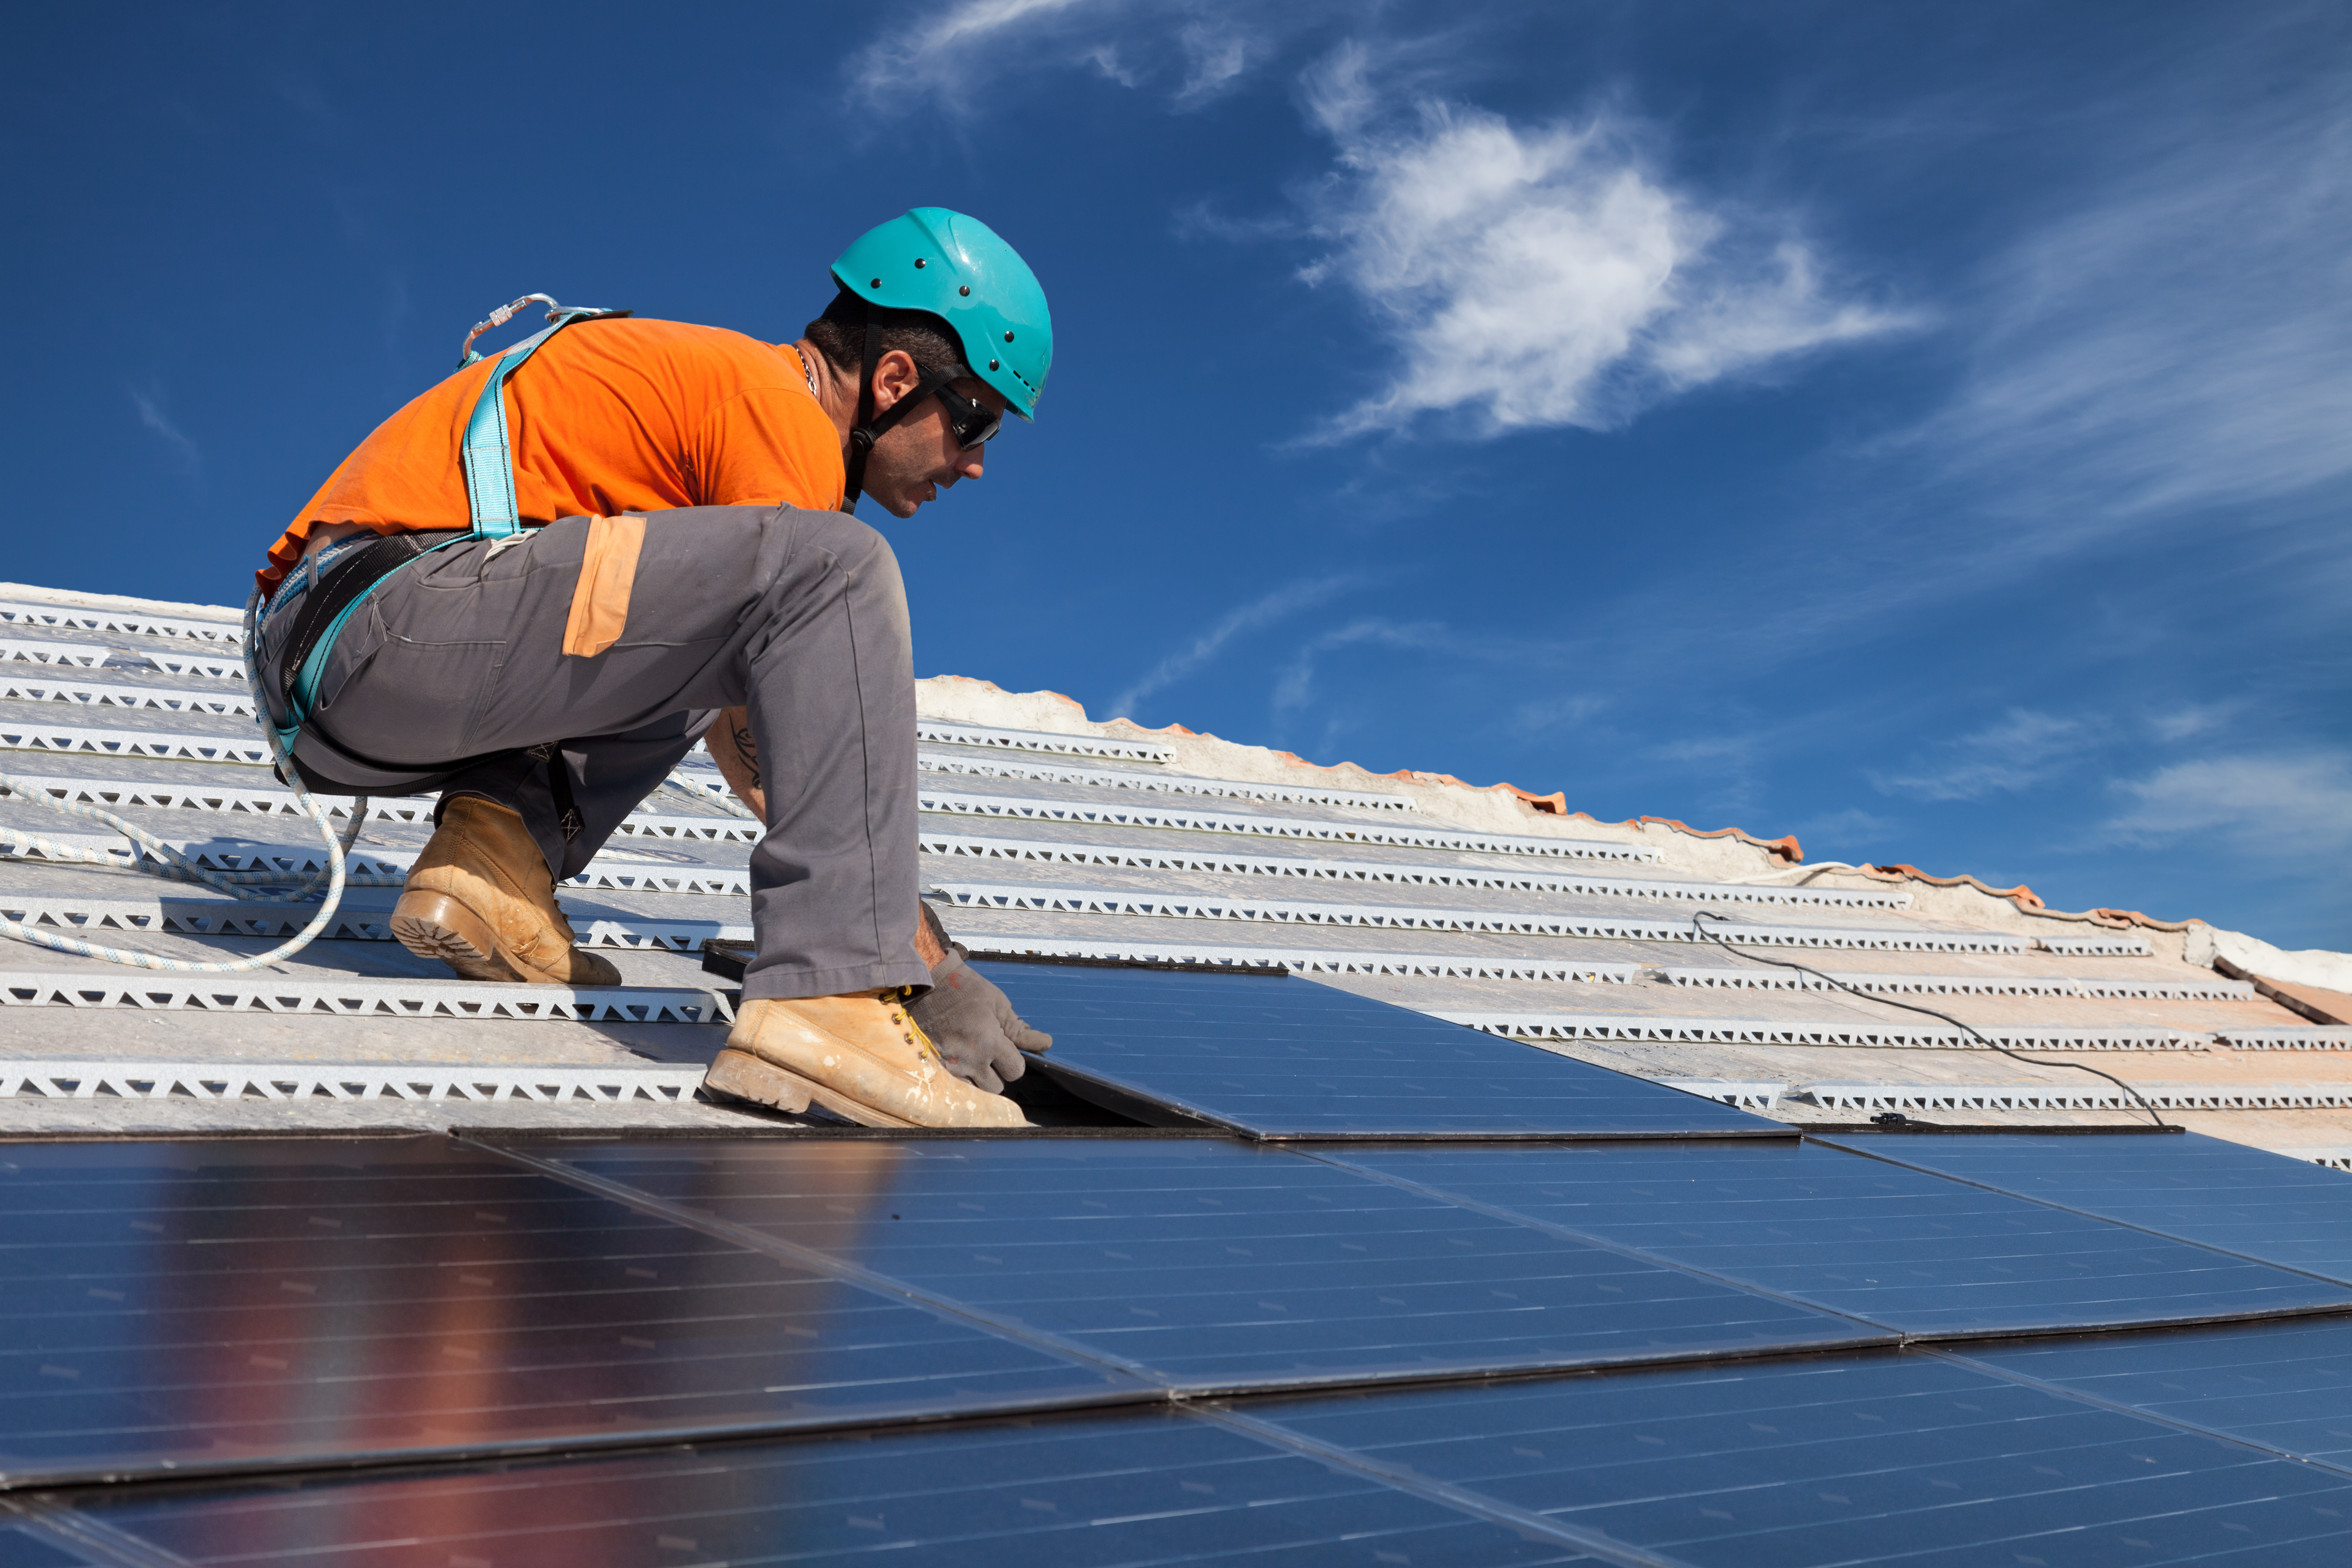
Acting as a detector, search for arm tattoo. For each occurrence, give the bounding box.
[732,724,760,791]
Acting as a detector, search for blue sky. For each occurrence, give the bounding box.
[6,2,2347,948]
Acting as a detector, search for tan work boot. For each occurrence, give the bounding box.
[390,796,621,986]
[705,991,1029,1129]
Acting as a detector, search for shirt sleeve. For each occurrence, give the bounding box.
[689,385,845,513]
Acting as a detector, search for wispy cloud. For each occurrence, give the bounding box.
[1293,42,1908,441]
[1918,88,2352,521]
[1104,571,1368,720]
[128,380,199,474]
[2105,751,2352,862]
[1872,709,2102,802]
[1271,615,1451,712]
[847,0,1302,111]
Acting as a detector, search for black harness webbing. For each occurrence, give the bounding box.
[270,533,440,709]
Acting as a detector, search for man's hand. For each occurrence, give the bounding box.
[909,903,1051,1093]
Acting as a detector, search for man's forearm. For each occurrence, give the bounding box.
[708,704,766,819]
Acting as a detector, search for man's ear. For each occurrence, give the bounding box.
[870,348,923,412]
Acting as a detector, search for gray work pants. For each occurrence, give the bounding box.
[263,506,927,1002]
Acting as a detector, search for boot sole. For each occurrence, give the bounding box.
[391,891,528,983]
[702,1048,915,1128]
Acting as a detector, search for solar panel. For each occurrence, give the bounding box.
[970,960,1784,1138]
[1240,1349,2352,1563]
[0,1525,99,1568]
[0,1140,1138,1488]
[1320,1141,2352,1334]
[1959,1316,2352,1469]
[535,1138,1881,1390]
[1818,1131,2352,1285]
[55,1407,1599,1568]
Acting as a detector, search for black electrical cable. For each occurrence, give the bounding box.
[1689,909,2169,1129]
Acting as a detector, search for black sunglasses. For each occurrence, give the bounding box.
[924,379,1003,450]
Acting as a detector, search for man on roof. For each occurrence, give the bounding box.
[254,208,1052,1130]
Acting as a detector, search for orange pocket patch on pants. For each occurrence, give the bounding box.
[562,513,645,657]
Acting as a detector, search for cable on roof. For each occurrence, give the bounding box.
[1689,910,2169,1129]
[0,590,377,974]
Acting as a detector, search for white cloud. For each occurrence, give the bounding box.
[1271,616,1451,712]
[1872,709,2101,802]
[1923,94,2352,518]
[2106,752,2352,861]
[129,381,199,473]
[1295,49,1906,440]
[1104,572,1367,720]
[847,0,1289,111]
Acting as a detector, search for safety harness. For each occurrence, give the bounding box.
[269,296,627,752]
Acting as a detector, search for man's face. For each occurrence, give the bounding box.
[864,364,1011,519]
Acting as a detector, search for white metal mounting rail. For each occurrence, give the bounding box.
[0,719,271,765]
[2216,1026,2352,1050]
[0,638,229,675]
[917,830,1909,909]
[916,719,1175,764]
[930,881,2021,953]
[0,895,752,952]
[1436,1011,2208,1050]
[2027,933,2154,956]
[0,1058,710,1103]
[917,787,1661,861]
[1657,966,2250,999]
[916,751,1415,812]
[1659,1079,1786,1110]
[2284,1147,2352,1171]
[966,935,1639,982]
[0,772,761,843]
[0,971,735,1022]
[0,675,256,716]
[1802,1081,2352,1111]
[8,827,753,896]
[0,600,244,645]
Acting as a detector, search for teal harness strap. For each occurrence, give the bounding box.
[460,308,601,539]
[276,298,624,750]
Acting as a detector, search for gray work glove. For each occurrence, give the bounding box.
[909,942,1053,1095]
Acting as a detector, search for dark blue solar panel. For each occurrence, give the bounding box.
[973,961,1782,1138]
[1243,1350,2352,1566]
[0,1141,1137,1487]
[1961,1316,2352,1470]
[61,1408,1598,1568]
[543,1139,1880,1389]
[0,1526,97,1568]
[1818,1131,2352,1286]
[1321,1141,2352,1334]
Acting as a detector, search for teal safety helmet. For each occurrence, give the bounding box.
[831,208,1053,420]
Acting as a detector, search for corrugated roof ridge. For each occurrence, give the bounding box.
[1862,862,2196,932]
[0,582,244,620]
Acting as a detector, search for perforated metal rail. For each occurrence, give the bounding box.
[1442,1011,2208,1050]
[0,599,245,644]
[1661,966,2248,999]
[915,751,1416,812]
[0,971,733,1022]
[1,638,246,678]
[970,933,1638,982]
[0,1059,709,1102]
[916,719,1174,764]
[920,831,1909,908]
[0,674,257,715]
[1802,1080,2352,1111]
[933,881,2019,953]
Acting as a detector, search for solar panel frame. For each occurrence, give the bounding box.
[972,960,1790,1140]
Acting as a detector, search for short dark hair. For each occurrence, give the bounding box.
[802,287,969,380]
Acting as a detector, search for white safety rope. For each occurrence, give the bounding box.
[0,589,382,973]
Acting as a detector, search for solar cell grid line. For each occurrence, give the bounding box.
[494,1138,1886,1395]
[1306,1141,2352,1338]
[1947,1316,2352,1473]
[1233,1348,2352,1567]
[39,1408,1605,1568]
[968,960,1788,1138]
[0,1139,1142,1491]
[1816,1131,2352,1290]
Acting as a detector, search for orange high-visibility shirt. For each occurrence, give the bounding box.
[261,318,844,591]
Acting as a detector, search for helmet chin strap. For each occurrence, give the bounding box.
[842,298,963,513]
